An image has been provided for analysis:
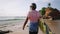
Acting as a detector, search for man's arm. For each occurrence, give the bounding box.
[23,17,28,30]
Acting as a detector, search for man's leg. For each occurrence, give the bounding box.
[29,31,33,34]
[29,31,38,34]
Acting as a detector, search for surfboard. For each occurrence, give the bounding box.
[39,18,53,34]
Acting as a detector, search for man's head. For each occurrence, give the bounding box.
[30,3,36,10]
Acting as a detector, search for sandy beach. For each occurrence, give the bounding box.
[0,19,43,34]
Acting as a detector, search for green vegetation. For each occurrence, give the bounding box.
[39,7,46,16]
[39,7,60,20]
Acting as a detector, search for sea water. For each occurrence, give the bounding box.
[0,16,26,28]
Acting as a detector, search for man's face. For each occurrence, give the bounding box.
[30,6,32,10]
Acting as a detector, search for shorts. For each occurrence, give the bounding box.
[29,22,39,34]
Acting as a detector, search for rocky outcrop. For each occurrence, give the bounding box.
[48,8,60,20]
[0,30,12,34]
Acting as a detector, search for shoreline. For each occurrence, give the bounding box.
[0,20,43,34]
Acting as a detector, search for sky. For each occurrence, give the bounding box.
[0,0,60,16]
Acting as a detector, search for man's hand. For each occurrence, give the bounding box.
[22,17,28,30]
[23,26,25,30]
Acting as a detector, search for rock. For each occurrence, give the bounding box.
[0,30,12,34]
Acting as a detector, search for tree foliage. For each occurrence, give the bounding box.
[40,7,46,15]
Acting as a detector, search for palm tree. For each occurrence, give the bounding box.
[48,3,51,7]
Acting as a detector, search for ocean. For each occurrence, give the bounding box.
[0,16,26,28]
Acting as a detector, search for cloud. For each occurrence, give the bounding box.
[33,0,54,3]
[0,0,56,16]
[42,0,50,2]
[42,0,54,3]
[33,0,38,3]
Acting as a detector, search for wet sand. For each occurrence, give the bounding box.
[44,19,60,34]
[0,20,43,34]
